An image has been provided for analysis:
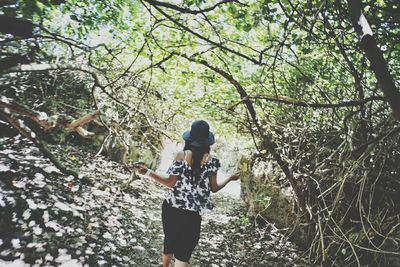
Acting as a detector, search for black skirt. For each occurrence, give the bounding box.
[162,199,202,262]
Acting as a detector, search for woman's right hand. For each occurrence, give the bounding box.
[134,162,148,175]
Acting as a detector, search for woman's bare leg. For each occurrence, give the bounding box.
[174,259,189,267]
[163,253,173,267]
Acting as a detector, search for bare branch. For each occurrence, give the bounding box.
[231,94,386,109]
[147,3,261,64]
[67,110,101,129]
[143,0,244,15]
[180,53,310,220]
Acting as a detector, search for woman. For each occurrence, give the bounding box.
[135,120,240,267]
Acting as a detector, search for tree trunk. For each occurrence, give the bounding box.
[348,0,400,121]
[0,15,33,38]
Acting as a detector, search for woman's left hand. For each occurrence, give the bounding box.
[229,171,241,181]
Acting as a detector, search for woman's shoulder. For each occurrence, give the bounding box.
[168,151,189,173]
[174,150,193,162]
[174,150,185,161]
[173,151,219,166]
[209,154,219,161]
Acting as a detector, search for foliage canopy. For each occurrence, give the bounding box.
[1,0,399,265]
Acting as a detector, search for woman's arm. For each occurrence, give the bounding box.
[209,171,240,193]
[135,151,185,188]
[147,171,178,188]
[136,166,178,188]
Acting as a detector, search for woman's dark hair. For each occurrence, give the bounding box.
[184,141,210,182]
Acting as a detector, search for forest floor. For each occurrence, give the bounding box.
[0,135,308,266]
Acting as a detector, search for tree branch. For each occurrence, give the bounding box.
[67,110,101,129]
[147,3,261,64]
[230,94,386,109]
[143,0,243,15]
[180,54,309,220]
[0,96,54,131]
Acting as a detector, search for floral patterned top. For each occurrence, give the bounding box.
[166,155,221,215]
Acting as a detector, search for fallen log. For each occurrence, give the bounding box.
[0,110,79,178]
[0,97,101,179]
[0,96,54,131]
[67,110,101,130]
[0,96,100,138]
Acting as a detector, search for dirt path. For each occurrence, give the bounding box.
[0,136,306,266]
[123,187,307,267]
[193,197,307,266]
[120,182,307,267]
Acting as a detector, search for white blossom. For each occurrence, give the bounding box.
[26,199,37,210]
[37,111,48,121]
[22,209,31,220]
[0,164,11,172]
[59,259,83,267]
[43,166,60,173]
[0,259,30,267]
[42,210,50,223]
[13,180,26,188]
[54,202,72,211]
[45,221,61,231]
[33,225,43,235]
[11,238,21,249]
[45,254,54,261]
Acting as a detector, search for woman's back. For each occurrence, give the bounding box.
[177,150,212,167]
[165,150,221,214]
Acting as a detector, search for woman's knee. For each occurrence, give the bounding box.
[163,253,173,259]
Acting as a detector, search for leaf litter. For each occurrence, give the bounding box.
[0,135,307,266]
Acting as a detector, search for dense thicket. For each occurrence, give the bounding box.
[1,0,399,265]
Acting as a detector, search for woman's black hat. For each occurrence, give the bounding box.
[182,120,215,147]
